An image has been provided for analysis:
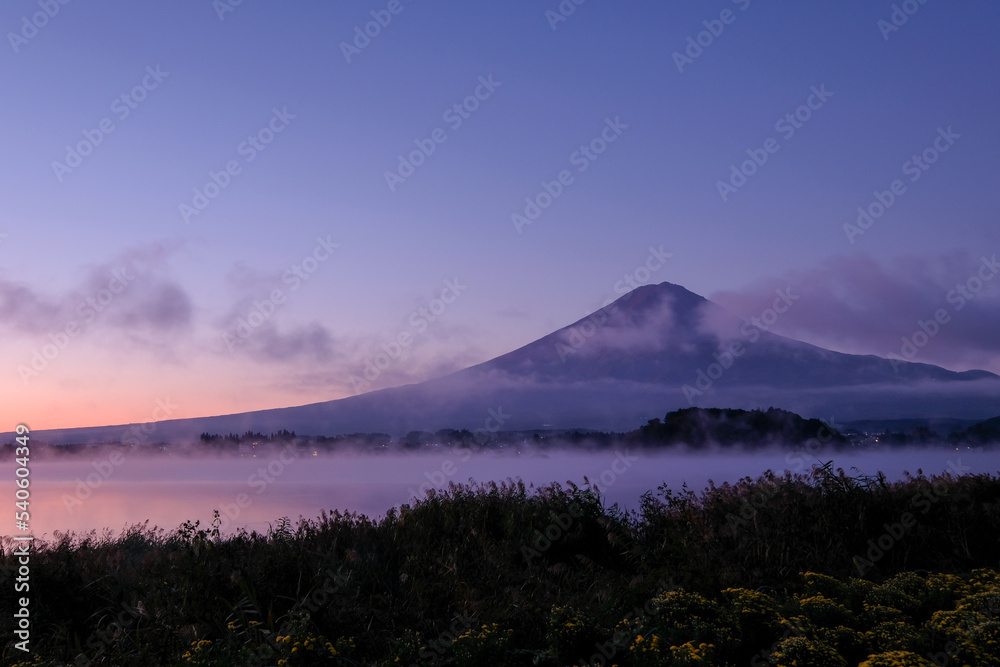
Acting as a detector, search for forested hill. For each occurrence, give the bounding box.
[627,407,846,448]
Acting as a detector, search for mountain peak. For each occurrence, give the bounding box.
[607,281,708,319]
[15,280,1000,443]
[480,280,721,378]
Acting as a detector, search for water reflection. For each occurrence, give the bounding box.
[10,448,999,539]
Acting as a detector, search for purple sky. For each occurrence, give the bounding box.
[2,0,999,429]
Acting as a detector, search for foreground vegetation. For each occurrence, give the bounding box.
[2,466,1000,666]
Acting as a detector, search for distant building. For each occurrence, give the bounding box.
[238,442,260,457]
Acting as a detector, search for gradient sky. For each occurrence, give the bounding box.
[2,0,999,430]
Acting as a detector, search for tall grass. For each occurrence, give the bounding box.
[2,467,999,665]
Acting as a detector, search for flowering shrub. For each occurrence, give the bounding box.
[802,571,851,602]
[270,612,355,666]
[180,639,214,665]
[865,620,920,653]
[669,640,715,666]
[545,604,598,664]
[648,589,738,654]
[452,623,513,665]
[858,650,933,667]
[770,635,847,667]
[723,587,782,629]
[797,594,854,627]
[5,474,1000,666]
[925,572,970,607]
[815,624,864,659]
[627,631,665,666]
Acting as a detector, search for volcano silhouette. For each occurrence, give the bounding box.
[19,282,1000,444]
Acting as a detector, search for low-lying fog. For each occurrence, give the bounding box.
[9,447,1000,539]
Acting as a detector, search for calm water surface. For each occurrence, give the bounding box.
[9,447,999,539]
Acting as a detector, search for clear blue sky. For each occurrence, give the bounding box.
[2,0,999,428]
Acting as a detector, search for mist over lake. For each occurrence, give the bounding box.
[15,447,1000,539]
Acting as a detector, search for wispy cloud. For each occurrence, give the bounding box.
[710,252,1000,373]
[0,241,193,340]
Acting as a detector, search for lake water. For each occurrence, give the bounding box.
[9,447,1000,539]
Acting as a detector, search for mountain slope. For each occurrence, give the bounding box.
[13,282,1000,444]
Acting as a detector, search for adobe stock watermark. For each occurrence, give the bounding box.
[52,65,170,183]
[727,417,842,534]
[522,450,638,563]
[580,577,687,667]
[781,417,842,475]
[61,397,178,514]
[407,614,476,667]
[554,245,673,361]
[242,567,352,667]
[348,278,468,393]
[17,267,135,384]
[716,84,833,202]
[215,444,300,531]
[844,126,960,244]
[406,406,510,501]
[179,107,296,224]
[7,0,72,54]
[340,0,414,63]
[511,116,628,234]
[852,458,971,576]
[544,0,592,31]
[78,598,150,664]
[672,0,752,73]
[923,594,1000,667]
[877,0,932,41]
[887,254,998,371]
[223,235,340,352]
[384,74,502,192]
[750,619,810,667]
[681,287,799,404]
[213,0,246,22]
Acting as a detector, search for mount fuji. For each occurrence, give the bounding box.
[17,282,1000,444]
